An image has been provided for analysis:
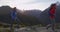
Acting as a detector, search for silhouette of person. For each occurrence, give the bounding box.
[10,7,20,32]
[46,3,56,32]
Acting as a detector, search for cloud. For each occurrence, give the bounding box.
[16,3,51,11]
[0,0,60,11]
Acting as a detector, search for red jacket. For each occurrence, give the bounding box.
[49,4,56,19]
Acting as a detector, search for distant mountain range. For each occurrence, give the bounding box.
[0,6,41,26]
[23,9,42,19]
[0,3,60,26]
[20,10,42,26]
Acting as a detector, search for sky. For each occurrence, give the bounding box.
[0,0,60,11]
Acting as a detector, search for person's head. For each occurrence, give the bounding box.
[14,7,16,9]
[51,3,56,9]
[13,7,16,11]
[50,3,56,10]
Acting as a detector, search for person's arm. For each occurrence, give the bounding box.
[10,11,13,18]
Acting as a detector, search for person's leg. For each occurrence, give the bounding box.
[51,19,56,32]
[52,24,54,30]
[10,19,14,32]
[46,24,51,29]
[15,17,20,28]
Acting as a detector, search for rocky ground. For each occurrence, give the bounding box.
[14,26,60,32]
[0,25,60,32]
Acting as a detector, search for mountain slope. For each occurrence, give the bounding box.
[0,6,41,26]
[23,10,42,18]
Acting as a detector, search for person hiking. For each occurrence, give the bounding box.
[10,7,20,32]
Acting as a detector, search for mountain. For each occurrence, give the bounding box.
[18,9,42,26]
[23,10,42,19]
[39,4,60,25]
[1,4,60,26]
[0,6,42,26]
[0,6,13,15]
[0,6,13,24]
[0,6,21,24]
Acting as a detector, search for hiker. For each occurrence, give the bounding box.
[10,7,20,32]
[46,3,56,32]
